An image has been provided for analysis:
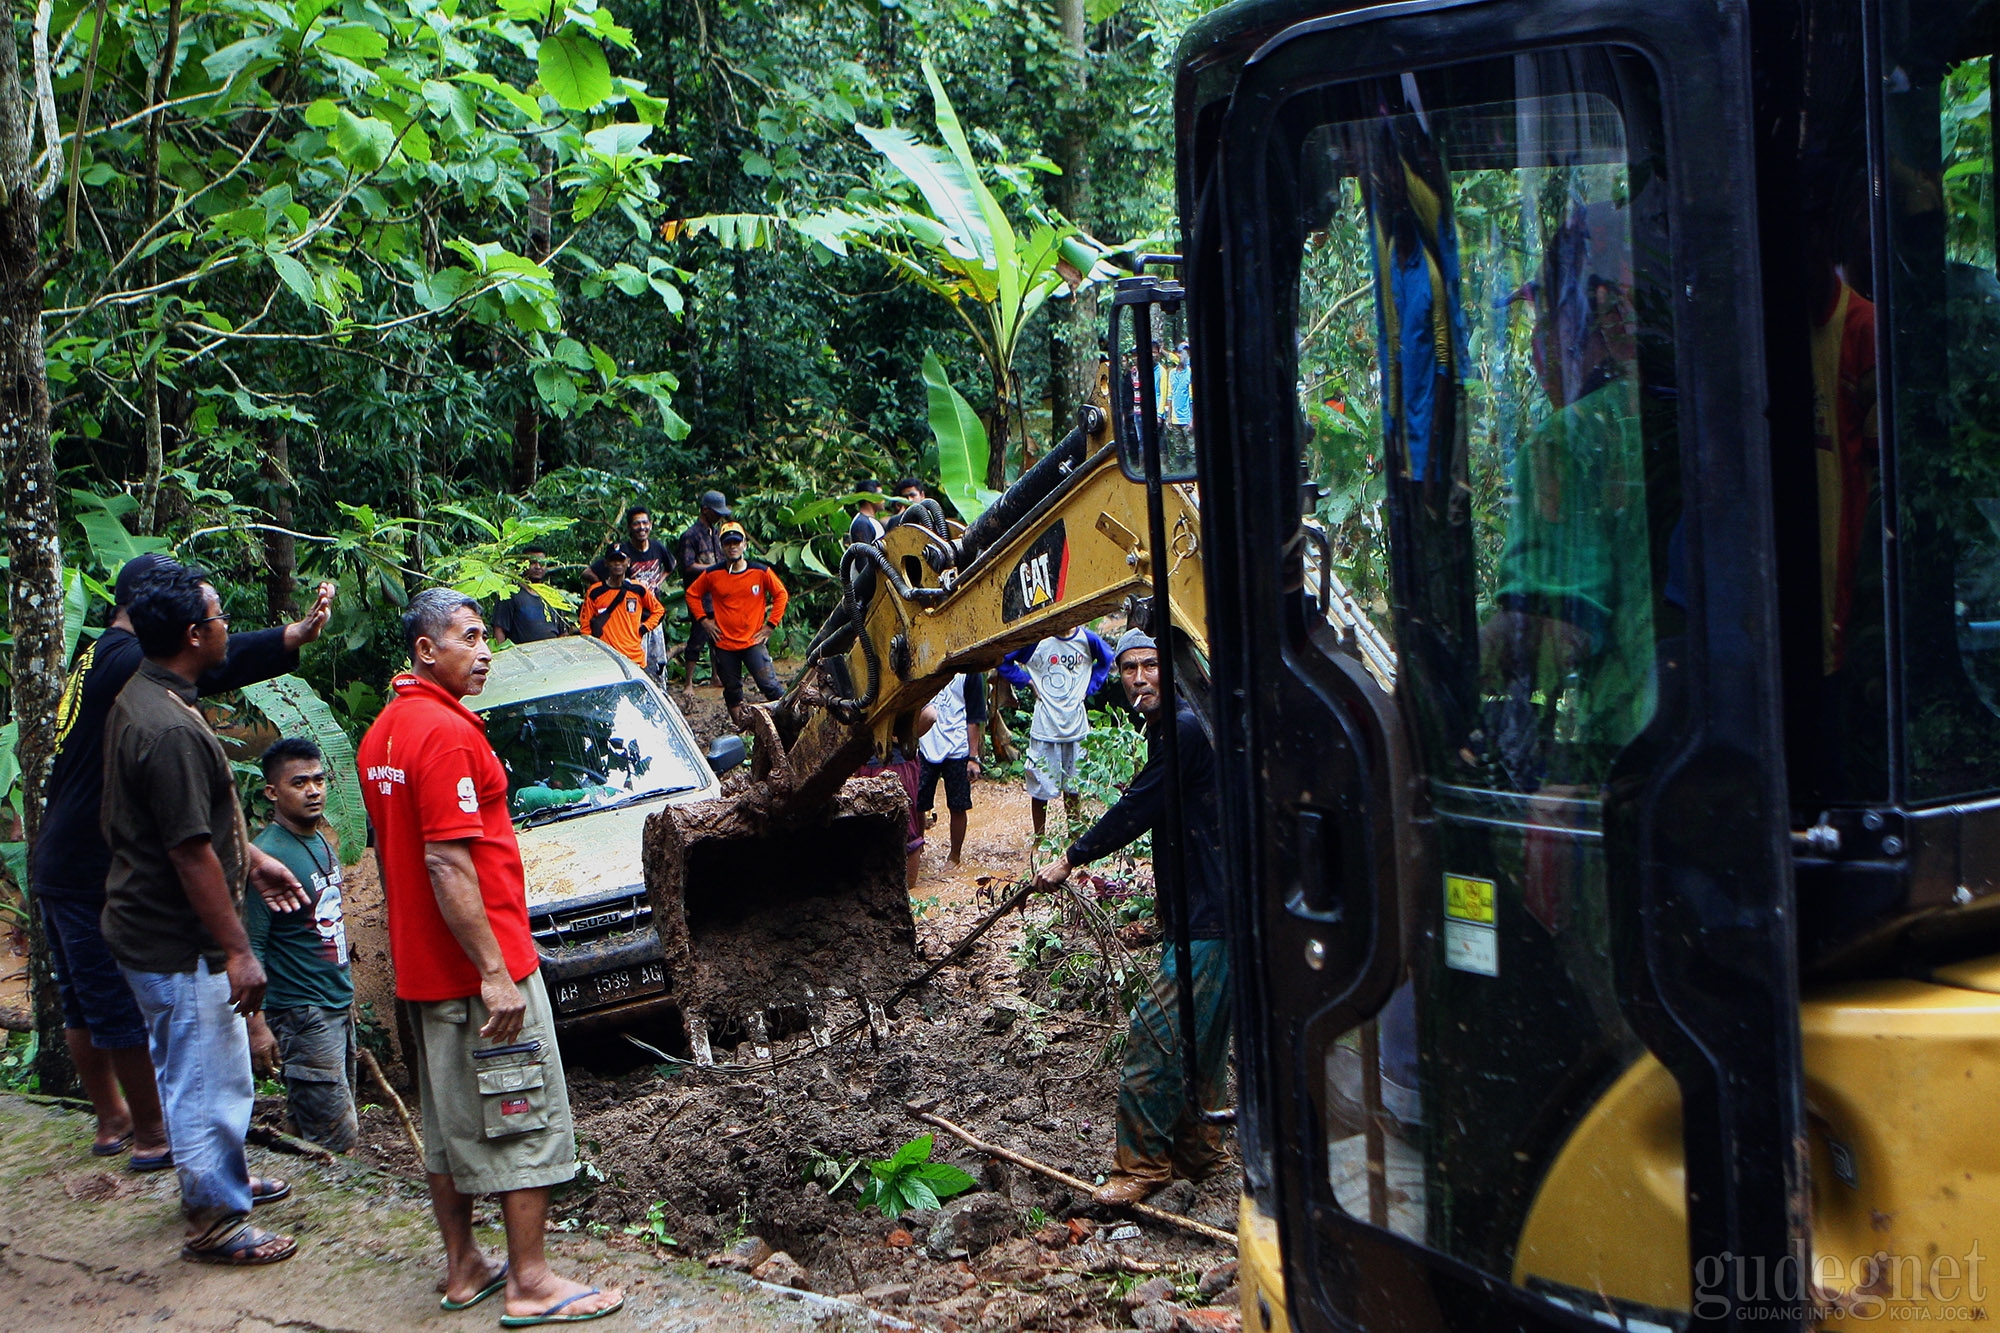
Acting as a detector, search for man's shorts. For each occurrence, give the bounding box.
[1025,739,1082,802]
[918,756,973,813]
[37,894,148,1049]
[266,1004,359,1153]
[405,970,576,1195]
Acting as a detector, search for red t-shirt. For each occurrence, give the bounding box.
[357,673,538,1001]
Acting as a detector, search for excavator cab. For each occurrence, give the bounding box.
[1189,0,2000,1329]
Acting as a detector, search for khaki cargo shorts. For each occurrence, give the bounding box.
[406,970,577,1195]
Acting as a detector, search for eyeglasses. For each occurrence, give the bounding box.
[197,613,230,627]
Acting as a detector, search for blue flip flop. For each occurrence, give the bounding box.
[498,1288,624,1326]
[90,1132,133,1158]
[439,1261,508,1312]
[128,1149,174,1173]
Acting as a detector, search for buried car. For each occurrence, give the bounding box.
[472,636,742,1030]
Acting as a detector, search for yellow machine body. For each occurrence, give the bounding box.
[1240,1193,1294,1333]
[1511,966,2000,1325]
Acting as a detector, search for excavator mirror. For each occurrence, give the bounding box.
[1110,275,1199,484]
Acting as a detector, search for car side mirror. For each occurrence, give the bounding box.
[706,733,746,776]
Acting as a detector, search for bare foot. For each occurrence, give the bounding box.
[93,1114,133,1152]
[442,1251,506,1305]
[506,1273,623,1321]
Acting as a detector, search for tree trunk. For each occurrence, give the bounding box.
[1048,0,1099,435]
[135,0,183,537]
[511,397,540,493]
[261,425,296,620]
[0,18,72,1095]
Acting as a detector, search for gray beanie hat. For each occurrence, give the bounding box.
[1114,628,1158,662]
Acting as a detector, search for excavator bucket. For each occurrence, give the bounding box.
[641,758,916,1063]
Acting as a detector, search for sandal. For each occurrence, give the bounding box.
[128,1149,174,1173]
[498,1288,625,1326]
[90,1132,133,1158]
[251,1176,291,1206]
[181,1218,297,1266]
[440,1261,509,1312]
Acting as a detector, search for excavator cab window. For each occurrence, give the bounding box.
[1291,40,1680,1295]
[1200,1,1801,1328]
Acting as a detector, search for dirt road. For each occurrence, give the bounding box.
[0,1094,852,1332]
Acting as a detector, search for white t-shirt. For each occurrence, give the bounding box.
[1020,631,1098,742]
[920,673,974,764]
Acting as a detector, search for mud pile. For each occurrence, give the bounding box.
[556,888,1241,1332]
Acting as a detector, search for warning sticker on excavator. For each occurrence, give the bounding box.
[1444,874,1498,976]
[1003,521,1070,622]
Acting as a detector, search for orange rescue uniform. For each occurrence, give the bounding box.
[684,561,789,650]
[580,579,665,666]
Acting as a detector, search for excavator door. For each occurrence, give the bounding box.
[1196,1,1808,1329]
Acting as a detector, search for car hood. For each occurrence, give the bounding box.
[516,793,696,909]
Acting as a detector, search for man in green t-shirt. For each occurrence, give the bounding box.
[244,737,358,1152]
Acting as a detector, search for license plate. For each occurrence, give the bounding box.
[553,962,666,1014]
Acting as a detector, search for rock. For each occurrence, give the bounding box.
[862,1282,912,1306]
[1107,1223,1142,1243]
[751,1251,810,1289]
[1000,1095,1039,1122]
[1211,1285,1241,1309]
[978,1237,1045,1284]
[1132,1300,1182,1331]
[885,1228,915,1249]
[1198,1260,1240,1297]
[1152,1180,1199,1215]
[1123,1277,1176,1311]
[1176,1307,1242,1332]
[924,1191,1015,1259]
[705,1235,774,1272]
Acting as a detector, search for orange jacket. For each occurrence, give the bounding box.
[580,579,664,665]
[684,561,789,651]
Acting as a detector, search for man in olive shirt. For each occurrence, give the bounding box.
[103,565,307,1265]
[245,737,357,1153]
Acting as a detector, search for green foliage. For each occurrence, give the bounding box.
[0,1030,39,1093]
[855,1134,977,1217]
[621,1200,679,1247]
[924,350,1003,521]
[238,676,368,865]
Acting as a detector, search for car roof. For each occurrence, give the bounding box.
[473,636,642,711]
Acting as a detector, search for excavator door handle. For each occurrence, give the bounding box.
[1287,805,1343,924]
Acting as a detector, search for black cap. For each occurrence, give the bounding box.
[603,543,629,562]
[858,479,882,494]
[700,490,732,518]
[115,552,181,607]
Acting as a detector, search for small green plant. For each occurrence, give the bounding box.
[1024,1205,1050,1231]
[911,894,940,920]
[623,1200,679,1247]
[255,1075,286,1099]
[0,1030,38,1093]
[803,1148,865,1196]
[855,1134,977,1217]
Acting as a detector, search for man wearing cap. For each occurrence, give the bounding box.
[847,480,886,545]
[1031,629,1231,1207]
[677,491,732,685]
[683,523,789,726]
[33,553,332,1170]
[580,547,665,669]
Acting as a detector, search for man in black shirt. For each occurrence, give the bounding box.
[34,553,330,1167]
[676,490,730,683]
[491,547,565,645]
[1032,630,1231,1208]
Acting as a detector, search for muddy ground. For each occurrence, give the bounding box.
[328,679,1245,1332]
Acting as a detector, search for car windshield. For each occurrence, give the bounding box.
[478,680,707,820]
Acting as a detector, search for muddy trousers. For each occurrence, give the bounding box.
[1113,938,1232,1184]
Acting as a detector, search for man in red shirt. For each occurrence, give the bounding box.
[358,588,623,1325]
[683,522,789,725]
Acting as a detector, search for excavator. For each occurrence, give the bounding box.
[647,0,2000,1329]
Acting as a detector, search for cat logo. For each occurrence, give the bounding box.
[1002,521,1070,623]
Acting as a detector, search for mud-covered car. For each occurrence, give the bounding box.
[473,636,741,1029]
